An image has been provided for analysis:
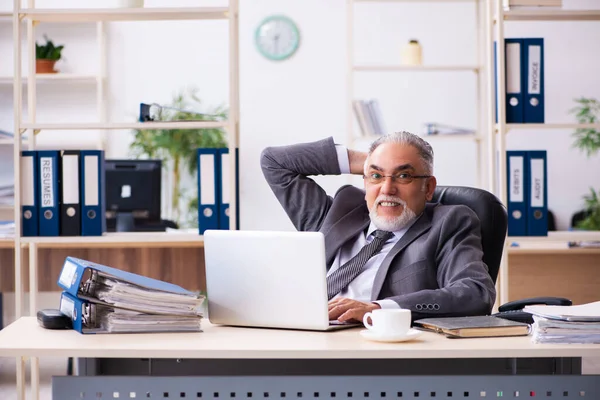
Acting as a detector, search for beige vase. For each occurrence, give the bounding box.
[36,59,57,74]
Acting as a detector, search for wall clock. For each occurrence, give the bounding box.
[255,15,300,61]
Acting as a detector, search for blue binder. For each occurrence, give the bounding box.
[505,39,524,123]
[526,151,548,236]
[197,148,220,234]
[37,150,60,236]
[59,291,88,333]
[217,148,240,230]
[80,150,106,236]
[523,38,544,123]
[57,256,199,299]
[21,150,39,236]
[506,151,529,236]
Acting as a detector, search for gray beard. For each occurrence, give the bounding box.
[369,203,417,232]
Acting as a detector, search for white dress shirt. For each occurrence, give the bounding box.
[327,146,415,309]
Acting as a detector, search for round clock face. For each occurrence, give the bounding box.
[255,15,300,61]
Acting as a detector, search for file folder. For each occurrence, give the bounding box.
[59,291,202,334]
[505,39,524,123]
[60,150,81,236]
[80,150,106,236]
[523,38,544,123]
[21,151,39,237]
[506,151,529,236]
[197,148,220,234]
[37,150,60,237]
[527,150,548,236]
[217,148,240,230]
[57,256,204,316]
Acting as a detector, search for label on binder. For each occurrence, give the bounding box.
[530,159,545,208]
[40,157,55,209]
[528,45,541,96]
[509,156,524,203]
[60,295,75,320]
[59,259,79,288]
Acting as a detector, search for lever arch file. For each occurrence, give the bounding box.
[37,150,60,236]
[60,291,202,334]
[21,151,39,237]
[60,150,81,236]
[81,150,106,236]
[57,257,204,317]
[197,148,220,234]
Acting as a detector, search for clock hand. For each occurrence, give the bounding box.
[274,34,280,54]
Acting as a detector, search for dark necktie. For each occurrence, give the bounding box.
[326,230,393,300]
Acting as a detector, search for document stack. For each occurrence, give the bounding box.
[57,257,205,334]
[525,301,600,344]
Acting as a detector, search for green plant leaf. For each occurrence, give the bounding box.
[129,87,228,227]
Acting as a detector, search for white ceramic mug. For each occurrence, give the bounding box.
[363,309,411,336]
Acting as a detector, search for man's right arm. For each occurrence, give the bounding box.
[260,137,344,232]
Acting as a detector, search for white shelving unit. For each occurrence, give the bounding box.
[346,0,489,189]
[11,2,239,398]
[488,1,600,305]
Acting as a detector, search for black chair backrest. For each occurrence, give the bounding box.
[430,186,507,284]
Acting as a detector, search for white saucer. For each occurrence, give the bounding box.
[359,328,422,343]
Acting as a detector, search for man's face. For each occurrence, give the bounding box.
[364,142,436,231]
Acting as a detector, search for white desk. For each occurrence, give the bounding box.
[1,317,599,400]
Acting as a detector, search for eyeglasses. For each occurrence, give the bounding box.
[363,172,432,185]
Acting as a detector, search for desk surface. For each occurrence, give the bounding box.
[1,317,599,359]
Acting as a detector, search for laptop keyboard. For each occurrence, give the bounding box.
[329,320,357,326]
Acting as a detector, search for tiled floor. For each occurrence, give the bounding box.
[0,356,599,400]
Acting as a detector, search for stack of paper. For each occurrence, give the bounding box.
[57,256,205,334]
[525,301,600,344]
[0,183,14,206]
[0,221,15,238]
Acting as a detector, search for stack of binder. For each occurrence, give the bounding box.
[57,256,205,334]
[21,149,106,237]
[506,150,548,236]
[495,38,545,123]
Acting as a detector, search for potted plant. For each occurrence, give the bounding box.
[35,35,64,74]
[130,87,228,227]
[570,97,600,230]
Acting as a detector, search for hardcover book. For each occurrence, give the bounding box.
[413,316,530,338]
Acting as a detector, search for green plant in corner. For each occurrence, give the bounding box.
[35,35,64,61]
[130,87,228,227]
[570,97,600,230]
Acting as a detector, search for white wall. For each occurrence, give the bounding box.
[1,0,599,231]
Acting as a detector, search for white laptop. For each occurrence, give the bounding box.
[204,230,359,331]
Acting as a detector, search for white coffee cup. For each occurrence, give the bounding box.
[363,309,411,336]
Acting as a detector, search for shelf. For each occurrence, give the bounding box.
[354,0,476,2]
[0,139,15,145]
[19,7,229,22]
[421,133,481,140]
[354,65,479,72]
[0,238,15,249]
[503,123,600,131]
[20,121,229,131]
[503,10,600,22]
[508,231,600,243]
[508,246,600,255]
[21,232,204,248]
[0,74,99,84]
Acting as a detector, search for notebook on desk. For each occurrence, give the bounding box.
[413,316,530,338]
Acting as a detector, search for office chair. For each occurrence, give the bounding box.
[431,186,571,323]
[430,185,507,284]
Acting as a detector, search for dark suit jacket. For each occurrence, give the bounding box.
[260,137,496,319]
